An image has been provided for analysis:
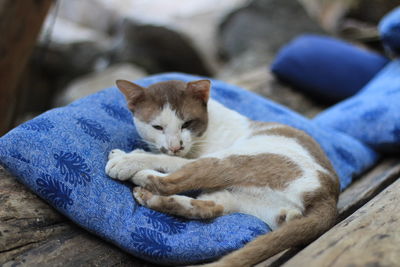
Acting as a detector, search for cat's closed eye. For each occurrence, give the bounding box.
[152,125,163,131]
[182,120,194,129]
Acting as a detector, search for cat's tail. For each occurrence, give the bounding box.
[203,199,337,267]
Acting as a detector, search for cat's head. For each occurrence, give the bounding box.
[116,79,210,157]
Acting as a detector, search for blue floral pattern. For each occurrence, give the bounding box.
[54,151,91,187]
[131,227,172,260]
[76,117,110,143]
[21,118,54,132]
[144,210,187,234]
[36,173,74,209]
[10,151,30,163]
[101,103,133,124]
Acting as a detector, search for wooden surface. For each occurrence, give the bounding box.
[337,158,400,220]
[0,0,52,136]
[1,159,399,266]
[283,173,400,267]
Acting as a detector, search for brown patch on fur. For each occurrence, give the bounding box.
[133,186,153,202]
[143,153,303,195]
[198,126,341,266]
[134,187,223,219]
[119,80,209,137]
[190,199,224,218]
[252,122,336,175]
[209,174,339,267]
[303,171,340,210]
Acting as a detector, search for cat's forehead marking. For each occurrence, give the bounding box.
[151,103,183,131]
[134,80,208,125]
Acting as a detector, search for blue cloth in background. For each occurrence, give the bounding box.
[380,6,400,56]
[271,34,389,102]
[0,72,380,265]
[314,60,400,153]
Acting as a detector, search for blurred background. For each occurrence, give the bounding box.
[1,0,397,136]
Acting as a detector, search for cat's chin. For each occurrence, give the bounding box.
[160,148,190,158]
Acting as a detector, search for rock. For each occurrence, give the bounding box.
[217,47,277,79]
[109,19,212,76]
[54,0,118,33]
[38,41,108,79]
[54,63,147,106]
[47,0,248,75]
[218,0,324,61]
[299,0,358,32]
[40,16,110,45]
[347,0,399,24]
[299,0,399,32]
[13,39,110,126]
[105,0,248,74]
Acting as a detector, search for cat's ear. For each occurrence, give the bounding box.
[116,80,145,109]
[187,80,210,103]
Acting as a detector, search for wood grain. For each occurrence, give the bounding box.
[283,174,400,266]
[0,0,52,135]
[337,158,400,220]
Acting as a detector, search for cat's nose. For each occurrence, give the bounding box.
[169,145,184,153]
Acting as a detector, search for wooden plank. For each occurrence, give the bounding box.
[283,175,400,266]
[3,229,159,267]
[0,166,156,266]
[0,165,68,262]
[258,158,400,266]
[0,0,52,136]
[337,158,400,220]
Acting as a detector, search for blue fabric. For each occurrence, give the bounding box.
[0,72,382,265]
[314,60,400,153]
[379,6,400,56]
[271,34,389,102]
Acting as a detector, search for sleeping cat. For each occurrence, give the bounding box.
[105,79,340,267]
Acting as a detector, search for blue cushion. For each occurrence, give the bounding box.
[0,73,379,265]
[271,34,389,102]
[379,6,400,56]
[314,60,400,152]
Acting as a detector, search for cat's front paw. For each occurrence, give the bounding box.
[133,187,155,206]
[105,149,153,181]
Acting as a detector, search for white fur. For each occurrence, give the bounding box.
[108,98,327,227]
[134,104,192,156]
[105,148,192,184]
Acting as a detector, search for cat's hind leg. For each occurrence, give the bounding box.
[133,187,224,219]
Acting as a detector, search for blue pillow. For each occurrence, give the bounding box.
[0,73,379,265]
[379,6,400,56]
[271,34,389,102]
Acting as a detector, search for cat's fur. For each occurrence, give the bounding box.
[106,79,340,267]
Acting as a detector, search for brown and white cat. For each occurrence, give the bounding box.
[105,79,340,267]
